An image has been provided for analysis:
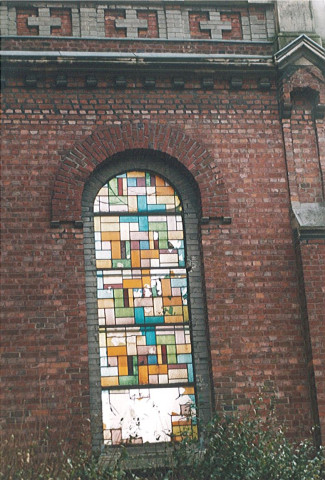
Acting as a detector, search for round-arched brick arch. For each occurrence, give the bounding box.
[51,121,229,224]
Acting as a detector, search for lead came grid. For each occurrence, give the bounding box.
[94,214,185,270]
[95,171,197,444]
[97,269,188,326]
[94,171,182,213]
[100,325,194,387]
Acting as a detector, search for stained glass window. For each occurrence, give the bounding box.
[94,171,198,445]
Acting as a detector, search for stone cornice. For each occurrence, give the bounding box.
[291,203,325,240]
[1,0,275,4]
[0,49,274,69]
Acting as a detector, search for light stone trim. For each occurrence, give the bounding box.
[0,5,9,36]
[181,8,190,39]
[97,5,106,37]
[27,7,61,36]
[5,3,276,41]
[241,14,251,41]
[250,14,268,41]
[115,9,148,37]
[157,7,167,39]
[8,6,16,35]
[166,8,189,39]
[266,6,275,39]
[71,7,81,37]
[199,11,232,40]
[80,6,98,37]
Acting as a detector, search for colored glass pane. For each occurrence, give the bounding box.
[94,171,197,445]
[94,171,182,213]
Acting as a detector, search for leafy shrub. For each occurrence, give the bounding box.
[1,405,324,480]
[168,405,325,480]
[0,426,128,480]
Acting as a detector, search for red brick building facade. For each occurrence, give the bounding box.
[1,0,325,456]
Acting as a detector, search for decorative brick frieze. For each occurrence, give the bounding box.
[50,9,72,36]
[16,6,72,36]
[115,9,148,37]
[241,12,251,41]
[137,10,159,38]
[0,5,9,36]
[80,6,98,37]
[7,3,275,41]
[105,9,126,37]
[189,12,211,40]
[266,7,276,39]
[199,12,232,40]
[8,6,17,35]
[16,7,39,36]
[71,8,80,37]
[165,8,190,40]
[250,15,267,41]
[27,7,62,36]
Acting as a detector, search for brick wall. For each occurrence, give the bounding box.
[1,0,324,451]
[1,66,317,444]
[300,240,325,439]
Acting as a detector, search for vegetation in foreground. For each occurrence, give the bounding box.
[1,402,324,480]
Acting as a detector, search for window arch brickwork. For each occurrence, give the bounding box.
[82,152,214,452]
[51,121,230,226]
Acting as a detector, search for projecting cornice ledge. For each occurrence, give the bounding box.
[0,50,274,71]
[292,202,325,240]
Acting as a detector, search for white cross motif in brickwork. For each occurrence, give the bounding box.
[27,7,61,36]
[115,10,148,38]
[199,11,232,40]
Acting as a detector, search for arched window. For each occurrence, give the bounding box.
[82,153,213,452]
[94,171,197,445]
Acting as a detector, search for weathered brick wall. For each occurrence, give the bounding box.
[278,63,325,442]
[300,240,325,439]
[1,66,316,443]
[1,0,325,451]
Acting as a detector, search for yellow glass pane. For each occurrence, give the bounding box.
[123,279,142,288]
[101,231,120,241]
[107,346,127,356]
[165,315,184,323]
[111,241,121,259]
[131,250,140,268]
[138,365,149,384]
[127,171,145,177]
[101,377,119,387]
[118,356,128,376]
[96,260,112,269]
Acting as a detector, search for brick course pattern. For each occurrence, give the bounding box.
[300,241,325,437]
[1,37,274,55]
[1,68,322,445]
[51,122,229,224]
[1,0,325,453]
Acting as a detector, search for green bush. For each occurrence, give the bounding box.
[0,428,127,480]
[168,407,325,480]
[1,406,324,480]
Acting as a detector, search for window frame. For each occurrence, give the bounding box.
[82,151,213,457]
